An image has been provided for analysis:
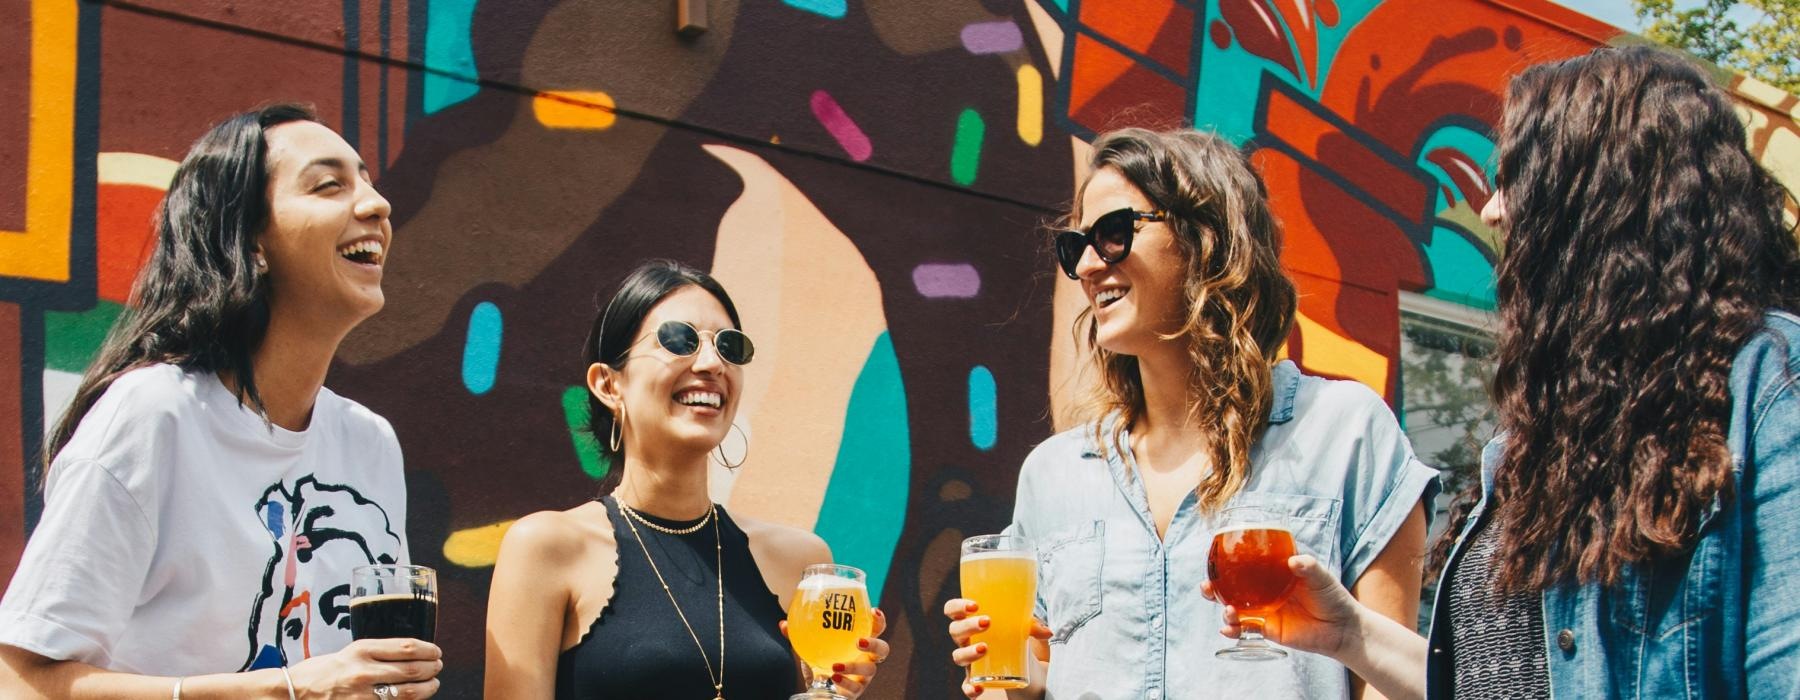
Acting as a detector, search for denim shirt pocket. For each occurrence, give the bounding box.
[1223,491,1342,568]
[1039,520,1105,643]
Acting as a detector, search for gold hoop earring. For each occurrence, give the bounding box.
[608,405,623,453]
[714,423,748,471]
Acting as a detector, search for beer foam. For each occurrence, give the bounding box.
[351,593,439,606]
[1210,523,1294,535]
[797,574,866,591]
[960,550,1036,563]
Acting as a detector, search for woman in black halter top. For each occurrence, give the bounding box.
[485,261,891,698]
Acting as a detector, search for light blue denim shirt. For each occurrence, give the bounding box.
[1425,311,1800,699]
[1009,360,1440,699]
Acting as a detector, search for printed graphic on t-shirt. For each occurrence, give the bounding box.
[239,475,404,671]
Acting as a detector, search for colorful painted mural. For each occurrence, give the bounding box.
[3,0,1796,696]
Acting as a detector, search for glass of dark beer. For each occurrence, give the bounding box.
[350,564,438,642]
[1207,506,1297,661]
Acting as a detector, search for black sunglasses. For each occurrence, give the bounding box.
[1053,207,1167,280]
[647,320,755,366]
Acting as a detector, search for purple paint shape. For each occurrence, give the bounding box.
[960,21,1023,54]
[810,90,873,162]
[912,263,982,298]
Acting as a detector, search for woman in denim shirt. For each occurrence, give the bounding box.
[1207,47,1800,699]
[943,128,1440,699]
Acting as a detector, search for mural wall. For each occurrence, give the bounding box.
[3,0,1796,696]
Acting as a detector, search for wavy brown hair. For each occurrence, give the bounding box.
[1073,128,1297,512]
[1485,46,1800,591]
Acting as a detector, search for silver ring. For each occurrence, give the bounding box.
[373,683,394,698]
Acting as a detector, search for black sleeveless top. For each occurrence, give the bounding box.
[555,497,801,699]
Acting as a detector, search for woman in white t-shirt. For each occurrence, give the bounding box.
[0,105,441,699]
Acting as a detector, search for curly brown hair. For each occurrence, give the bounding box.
[1072,128,1297,512]
[1484,46,1800,591]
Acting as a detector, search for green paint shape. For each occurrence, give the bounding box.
[44,302,123,373]
[813,332,911,602]
[951,108,985,186]
[424,0,481,114]
[561,385,609,479]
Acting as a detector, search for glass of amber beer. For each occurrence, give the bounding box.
[350,564,438,642]
[960,534,1037,689]
[788,564,873,699]
[1207,507,1297,660]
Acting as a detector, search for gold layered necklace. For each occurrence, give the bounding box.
[617,498,726,700]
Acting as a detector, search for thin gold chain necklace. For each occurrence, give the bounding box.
[617,499,726,699]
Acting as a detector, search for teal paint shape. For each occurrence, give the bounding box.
[783,0,846,19]
[1422,226,1497,310]
[43,301,123,374]
[951,108,985,186]
[968,365,996,450]
[424,0,481,114]
[813,332,911,602]
[1192,0,1383,142]
[561,385,610,480]
[462,302,502,395]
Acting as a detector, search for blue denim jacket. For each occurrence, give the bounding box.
[1425,311,1800,699]
[1010,360,1440,699]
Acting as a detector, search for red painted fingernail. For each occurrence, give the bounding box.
[968,603,979,612]
[833,663,845,672]
[979,617,990,630]
[977,643,988,653]
[833,673,845,683]
[858,639,870,649]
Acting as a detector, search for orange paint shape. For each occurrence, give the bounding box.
[1078,0,1189,73]
[96,184,162,303]
[533,90,617,130]
[0,0,77,283]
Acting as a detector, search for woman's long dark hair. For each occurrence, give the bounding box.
[582,259,743,498]
[1073,128,1297,512]
[1483,46,1800,591]
[43,104,319,474]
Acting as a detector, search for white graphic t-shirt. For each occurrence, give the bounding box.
[0,364,409,675]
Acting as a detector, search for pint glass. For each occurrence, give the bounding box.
[350,564,438,642]
[1206,507,1297,660]
[788,564,872,699]
[960,534,1036,689]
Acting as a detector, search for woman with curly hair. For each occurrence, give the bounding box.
[943,128,1439,699]
[1205,46,1800,699]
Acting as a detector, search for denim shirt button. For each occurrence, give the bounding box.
[1556,629,1576,652]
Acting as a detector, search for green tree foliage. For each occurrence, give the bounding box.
[1634,0,1800,93]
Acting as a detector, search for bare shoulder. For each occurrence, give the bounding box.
[499,504,614,566]
[737,515,831,563]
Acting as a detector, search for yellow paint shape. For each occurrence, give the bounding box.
[1025,0,1065,79]
[1,0,77,282]
[96,152,179,189]
[1294,312,1388,392]
[442,519,516,568]
[1733,75,1800,118]
[533,90,617,130]
[1017,64,1044,147]
[701,144,889,532]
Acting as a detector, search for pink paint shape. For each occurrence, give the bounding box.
[961,21,1023,54]
[810,90,873,162]
[912,263,982,298]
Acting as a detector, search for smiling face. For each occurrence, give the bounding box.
[258,121,393,335]
[1074,166,1190,357]
[599,285,744,459]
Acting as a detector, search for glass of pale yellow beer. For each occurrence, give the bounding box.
[788,563,873,699]
[1207,506,1298,661]
[960,534,1037,689]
